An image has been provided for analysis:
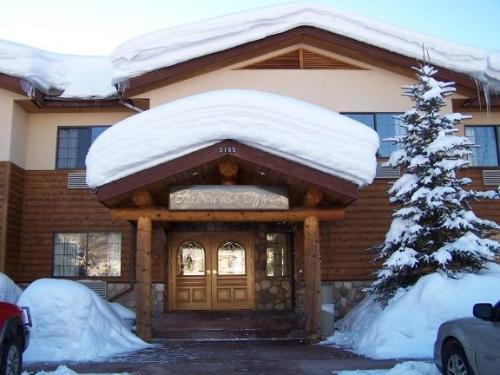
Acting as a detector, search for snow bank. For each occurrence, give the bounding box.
[0,39,116,99]
[86,89,379,188]
[336,361,439,375]
[23,366,128,375]
[17,279,148,363]
[108,302,135,331]
[0,273,22,303]
[111,2,500,91]
[324,263,500,359]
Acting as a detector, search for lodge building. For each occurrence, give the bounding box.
[0,4,499,342]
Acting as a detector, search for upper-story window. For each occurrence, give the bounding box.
[56,126,108,169]
[465,126,500,167]
[343,113,404,158]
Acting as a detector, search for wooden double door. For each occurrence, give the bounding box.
[169,232,254,311]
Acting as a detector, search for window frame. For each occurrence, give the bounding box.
[55,125,109,170]
[464,125,500,168]
[51,231,123,279]
[341,112,403,158]
[265,232,291,278]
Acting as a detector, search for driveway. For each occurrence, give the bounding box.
[25,340,401,375]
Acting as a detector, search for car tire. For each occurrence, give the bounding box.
[0,335,22,375]
[442,340,473,375]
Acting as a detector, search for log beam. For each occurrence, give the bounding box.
[136,216,152,341]
[303,187,324,208]
[132,190,155,207]
[304,215,321,342]
[110,207,344,222]
[218,160,239,185]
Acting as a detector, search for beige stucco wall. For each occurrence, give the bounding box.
[10,102,28,167]
[0,89,25,163]
[3,43,500,170]
[24,112,131,170]
[140,43,500,141]
[144,44,417,113]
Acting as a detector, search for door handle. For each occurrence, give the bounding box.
[213,270,218,275]
[206,270,211,275]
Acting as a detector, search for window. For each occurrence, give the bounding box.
[343,113,404,157]
[177,241,205,276]
[56,126,108,169]
[266,233,289,277]
[217,241,246,275]
[53,232,121,277]
[465,126,500,167]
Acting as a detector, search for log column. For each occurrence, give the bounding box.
[136,216,152,341]
[303,215,321,342]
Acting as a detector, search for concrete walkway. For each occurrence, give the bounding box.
[25,340,401,375]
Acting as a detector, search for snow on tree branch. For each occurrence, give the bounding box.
[370,64,500,302]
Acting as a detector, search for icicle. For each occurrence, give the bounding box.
[473,79,482,111]
[20,80,35,98]
[481,82,491,113]
[116,80,129,93]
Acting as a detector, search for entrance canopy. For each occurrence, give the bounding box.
[86,90,379,192]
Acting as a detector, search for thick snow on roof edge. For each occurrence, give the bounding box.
[0,39,116,99]
[86,90,379,188]
[1,2,499,98]
[111,2,500,92]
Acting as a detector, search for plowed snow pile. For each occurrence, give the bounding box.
[324,263,500,359]
[18,279,149,362]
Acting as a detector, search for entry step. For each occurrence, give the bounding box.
[151,311,306,340]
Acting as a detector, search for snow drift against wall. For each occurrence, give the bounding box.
[323,263,500,359]
[85,89,379,188]
[0,273,22,304]
[111,2,500,91]
[17,279,148,362]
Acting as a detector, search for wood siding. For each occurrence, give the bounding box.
[0,162,8,272]
[1,168,498,283]
[0,162,24,279]
[239,48,362,70]
[17,170,133,283]
[320,169,500,281]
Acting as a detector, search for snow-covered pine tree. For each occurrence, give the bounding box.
[371,64,500,302]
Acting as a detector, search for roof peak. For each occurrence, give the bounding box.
[1,2,499,99]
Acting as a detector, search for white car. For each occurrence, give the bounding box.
[434,301,500,375]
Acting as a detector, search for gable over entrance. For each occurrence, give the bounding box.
[86,89,379,191]
[84,89,379,342]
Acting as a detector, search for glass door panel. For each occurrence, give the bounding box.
[217,240,245,275]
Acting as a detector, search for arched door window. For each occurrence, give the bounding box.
[217,240,245,275]
[177,241,205,276]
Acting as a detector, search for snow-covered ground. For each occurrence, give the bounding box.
[22,366,128,375]
[335,361,439,375]
[324,263,500,359]
[17,279,149,363]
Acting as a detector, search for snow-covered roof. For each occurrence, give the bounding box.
[111,2,500,92]
[85,89,379,188]
[0,40,116,99]
[1,2,499,99]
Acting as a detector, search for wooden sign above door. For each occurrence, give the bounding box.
[169,185,289,210]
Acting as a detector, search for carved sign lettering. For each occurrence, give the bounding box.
[169,186,289,210]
